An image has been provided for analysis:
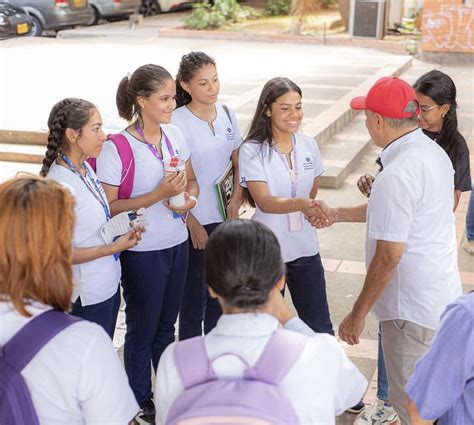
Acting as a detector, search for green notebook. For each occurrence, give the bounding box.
[215,161,234,221]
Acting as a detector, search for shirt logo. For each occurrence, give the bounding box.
[225,128,235,141]
[303,156,314,170]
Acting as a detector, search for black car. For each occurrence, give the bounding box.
[0,2,31,39]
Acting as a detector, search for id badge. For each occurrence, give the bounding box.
[288,212,303,232]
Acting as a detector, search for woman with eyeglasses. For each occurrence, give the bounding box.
[353,70,471,424]
[357,70,471,210]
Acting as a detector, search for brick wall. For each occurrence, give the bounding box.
[421,0,474,53]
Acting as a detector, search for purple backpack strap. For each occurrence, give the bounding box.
[247,328,307,385]
[107,133,135,200]
[3,310,82,372]
[174,337,216,389]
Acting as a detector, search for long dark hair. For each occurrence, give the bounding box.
[175,51,216,108]
[242,77,302,206]
[205,220,285,310]
[40,98,96,177]
[116,64,173,122]
[413,70,460,164]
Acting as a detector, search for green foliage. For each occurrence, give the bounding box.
[184,0,261,30]
[265,0,290,16]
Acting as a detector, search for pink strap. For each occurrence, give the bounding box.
[108,134,135,200]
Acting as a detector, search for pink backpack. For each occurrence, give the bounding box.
[88,134,135,199]
[166,329,307,425]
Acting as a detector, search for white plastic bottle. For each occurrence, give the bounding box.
[164,156,186,207]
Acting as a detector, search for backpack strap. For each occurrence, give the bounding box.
[222,104,233,127]
[173,337,216,390]
[2,310,81,372]
[246,328,307,385]
[107,133,135,200]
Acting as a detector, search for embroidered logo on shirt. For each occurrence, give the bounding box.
[303,157,314,170]
[225,128,235,141]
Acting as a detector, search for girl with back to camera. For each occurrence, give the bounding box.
[154,220,367,424]
[238,76,334,335]
[172,51,243,339]
[96,64,199,424]
[0,176,138,425]
[40,98,143,338]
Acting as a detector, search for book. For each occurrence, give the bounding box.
[215,161,234,221]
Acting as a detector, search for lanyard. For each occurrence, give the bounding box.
[60,154,111,221]
[135,124,176,162]
[277,136,298,198]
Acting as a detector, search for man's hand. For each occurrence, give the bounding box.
[304,200,337,228]
[338,311,366,345]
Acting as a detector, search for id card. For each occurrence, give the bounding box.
[288,212,303,232]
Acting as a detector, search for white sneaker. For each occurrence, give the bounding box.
[353,399,399,424]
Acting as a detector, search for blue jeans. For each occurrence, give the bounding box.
[466,186,474,241]
[121,241,188,404]
[377,325,390,401]
[285,253,334,335]
[178,223,222,340]
[71,286,120,339]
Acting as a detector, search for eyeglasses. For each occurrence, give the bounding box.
[419,104,440,114]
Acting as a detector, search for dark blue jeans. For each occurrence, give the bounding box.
[121,241,188,404]
[179,222,222,340]
[285,253,334,335]
[71,285,120,339]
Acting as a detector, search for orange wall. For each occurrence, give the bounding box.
[422,0,474,53]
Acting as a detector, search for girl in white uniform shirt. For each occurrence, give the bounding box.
[96,64,199,423]
[155,220,367,424]
[0,176,138,424]
[239,77,334,334]
[40,98,143,338]
[172,51,243,339]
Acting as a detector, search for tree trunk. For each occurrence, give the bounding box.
[337,0,350,30]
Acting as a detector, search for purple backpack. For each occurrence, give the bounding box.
[88,133,135,200]
[0,310,81,425]
[166,328,307,425]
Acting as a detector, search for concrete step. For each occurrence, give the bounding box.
[319,113,372,188]
[0,143,45,164]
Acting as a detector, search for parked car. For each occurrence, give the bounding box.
[0,2,31,39]
[87,0,139,26]
[140,0,195,17]
[7,0,94,36]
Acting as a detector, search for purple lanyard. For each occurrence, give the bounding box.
[277,136,298,198]
[135,124,176,161]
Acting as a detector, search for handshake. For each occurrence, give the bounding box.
[302,200,338,229]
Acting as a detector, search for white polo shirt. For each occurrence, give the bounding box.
[0,301,138,424]
[96,124,190,251]
[155,313,367,424]
[366,128,462,330]
[172,105,242,225]
[47,162,121,306]
[239,134,324,263]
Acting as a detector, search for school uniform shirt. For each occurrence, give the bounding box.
[0,301,138,424]
[47,162,121,306]
[239,134,324,263]
[172,105,242,225]
[96,124,190,252]
[154,313,367,424]
[366,129,462,331]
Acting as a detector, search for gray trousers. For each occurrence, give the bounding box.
[381,319,435,425]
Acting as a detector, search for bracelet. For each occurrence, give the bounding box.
[189,195,198,209]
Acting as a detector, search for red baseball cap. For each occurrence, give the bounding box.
[350,77,419,119]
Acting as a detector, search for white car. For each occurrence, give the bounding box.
[140,0,195,16]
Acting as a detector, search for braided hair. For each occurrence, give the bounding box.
[175,52,216,108]
[40,98,96,177]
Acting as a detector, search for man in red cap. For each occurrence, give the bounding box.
[308,77,462,424]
